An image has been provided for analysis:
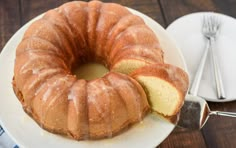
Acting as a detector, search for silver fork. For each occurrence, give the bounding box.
[189,13,226,99]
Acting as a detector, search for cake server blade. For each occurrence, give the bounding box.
[177,94,236,130]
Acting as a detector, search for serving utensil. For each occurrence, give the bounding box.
[178,95,236,129]
[177,14,236,129]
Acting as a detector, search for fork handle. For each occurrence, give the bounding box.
[189,39,210,96]
[209,37,226,99]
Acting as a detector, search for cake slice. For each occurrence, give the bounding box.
[130,63,189,116]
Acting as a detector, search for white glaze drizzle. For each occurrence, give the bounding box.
[87,80,112,137]
[112,76,142,121]
[40,76,74,128]
[26,68,61,94]
[40,19,63,49]
[19,50,54,75]
[43,76,69,102]
[165,65,187,91]
[68,80,90,139]
[67,85,79,114]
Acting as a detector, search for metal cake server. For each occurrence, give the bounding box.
[178,95,236,129]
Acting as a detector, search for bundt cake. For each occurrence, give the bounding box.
[13,1,162,140]
[13,0,188,140]
[130,64,189,116]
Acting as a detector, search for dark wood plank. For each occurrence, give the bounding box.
[102,0,165,26]
[0,0,21,52]
[160,127,207,148]
[213,0,236,17]
[159,0,217,26]
[160,0,236,26]
[20,0,164,27]
[20,0,76,24]
[202,102,236,148]
[160,0,236,147]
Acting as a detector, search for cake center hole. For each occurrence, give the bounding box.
[73,63,109,80]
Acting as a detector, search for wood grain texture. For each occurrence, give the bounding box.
[159,0,217,26]
[0,0,21,52]
[160,127,207,148]
[20,0,165,27]
[212,0,236,17]
[20,0,76,24]
[201,103,236,148]
[102,0,165,26]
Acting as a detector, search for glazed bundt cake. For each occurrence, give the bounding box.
[13,0,188,140]
[130,64,189,116]
[13,1,162,140]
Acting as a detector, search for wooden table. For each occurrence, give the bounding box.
[1,0,236,147]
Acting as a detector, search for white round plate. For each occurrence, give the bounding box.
[0,8,187,148]
[167,12,236,102]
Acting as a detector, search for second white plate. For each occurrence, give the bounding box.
[167,12,236,102]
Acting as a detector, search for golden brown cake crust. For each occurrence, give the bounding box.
[130,64,189,95]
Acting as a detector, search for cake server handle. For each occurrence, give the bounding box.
[209,111,236,117]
